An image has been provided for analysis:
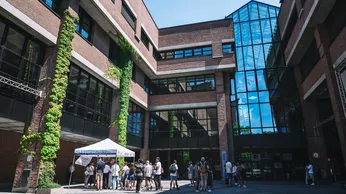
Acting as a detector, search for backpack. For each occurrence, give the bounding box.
[200,162,207,174]
[170,164,177,174]
[135,164,143,176]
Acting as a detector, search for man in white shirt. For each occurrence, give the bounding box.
[306,162,315,185]
[154,157,162,191]
[225,161,232,186]
[110,159,120,189]
[103,161,111,189]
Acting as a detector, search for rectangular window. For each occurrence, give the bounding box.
[41,0,61,15]
[222,43,233,54]
[109,39,120,65]
[157,45,212,60]
[64,63,112,126]
[121,0,136,30]
[141,28,150,49]
[76,8,92,41]
[127,101,145,137]
[150,74,215,95]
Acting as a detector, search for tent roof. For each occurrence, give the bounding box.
[74,138,135,157]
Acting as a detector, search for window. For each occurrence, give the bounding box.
[41,0,61,15]
[109,39,120,65]
[158,45,213,60]
[222,43,234,53]
[141,29,150,49]
[121,0,136,30]
[132,63,136,81]
[0,19,44,95]
[127,101,145,137]
[64,63,112,125]
[76,8,92,41]
[150,74,215,95]
[149,108,218,148]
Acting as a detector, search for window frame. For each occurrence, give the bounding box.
[157,45,213,60]
[140,28,150,49]
[121,0,137,31]
[222,43,234,54]
[76,7,93,42]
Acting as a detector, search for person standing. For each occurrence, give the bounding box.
[194,162,200,192]
[239,164,247,188]
[111,159,120,190]
[153,157,162,191]
[88,162,95,187]
[103,161,110,189]
[144,160,153,190]
[84,163,90,187]
[96,158,105,190]
[187,161,194,186]
[306,162,315,185]
[225,160,232,186]
[134,159,144,193]
[206,162,213,193]
[121,162,129,190]
[68,163,75,184]
[198,157,208,192]
[169,160,179,190]
[231,163,238,185]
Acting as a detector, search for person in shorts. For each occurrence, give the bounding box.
[96,158,105,190]
[194,162,200,192]
[169,160,179,190]
[187,161,194,186]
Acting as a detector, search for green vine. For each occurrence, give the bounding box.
[105,33,136,166]
[24,44,33,82]
[97,87,104,123]
[38,10,78,188]
[169,112,174,138]
[19,127,43,156]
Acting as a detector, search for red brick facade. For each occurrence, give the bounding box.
[279,0,346,177]
[0,0,235,188]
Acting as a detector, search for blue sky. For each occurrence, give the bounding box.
[144,0,281,28]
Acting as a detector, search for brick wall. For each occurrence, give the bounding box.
[159,19,233,47]
[55,140,87,184]
[100,0,158,70]
[149,91,216,107]
[7,0,60,37]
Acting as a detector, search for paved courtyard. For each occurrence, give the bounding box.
[59,180,346,194]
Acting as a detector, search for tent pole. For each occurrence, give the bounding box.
[68,155,76,188]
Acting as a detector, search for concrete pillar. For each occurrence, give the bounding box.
[140,110,150,161]
[315,24,346,171]
[215,72,229,178]
[12,46,57,192]
[223,73,235,162]
[294,63,330,178]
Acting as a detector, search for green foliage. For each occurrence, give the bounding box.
[169,112,174,138]
[38,10,78,187]
[24,44,33,82]
[97,87,104,123]
[19,127,43,156]
[106,33,136,166]
[37,161,61,188]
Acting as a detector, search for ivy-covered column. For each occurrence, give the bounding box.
[12,10,78,191]
[105,34,136,166]
[38,10,78,188]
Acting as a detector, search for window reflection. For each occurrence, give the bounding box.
[127,102,145,137]
[150,74,215,95]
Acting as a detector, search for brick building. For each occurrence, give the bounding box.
[278,0,346,181]
[0,0,344,191]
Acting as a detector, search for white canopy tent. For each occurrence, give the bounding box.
[68,138,135,187]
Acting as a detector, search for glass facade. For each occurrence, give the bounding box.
[228,2,284,136]
[149,108,218,149]
[0,17,44,103]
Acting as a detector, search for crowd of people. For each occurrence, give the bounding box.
[82,157,163,193]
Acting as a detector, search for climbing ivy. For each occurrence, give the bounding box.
[169,112,175,138]
[38,10,78,188]
[105,33,136,166]
[19,127,43,156]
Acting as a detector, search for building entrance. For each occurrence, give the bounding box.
[150,149,221,179]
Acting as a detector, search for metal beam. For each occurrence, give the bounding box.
[0,75,42,97]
